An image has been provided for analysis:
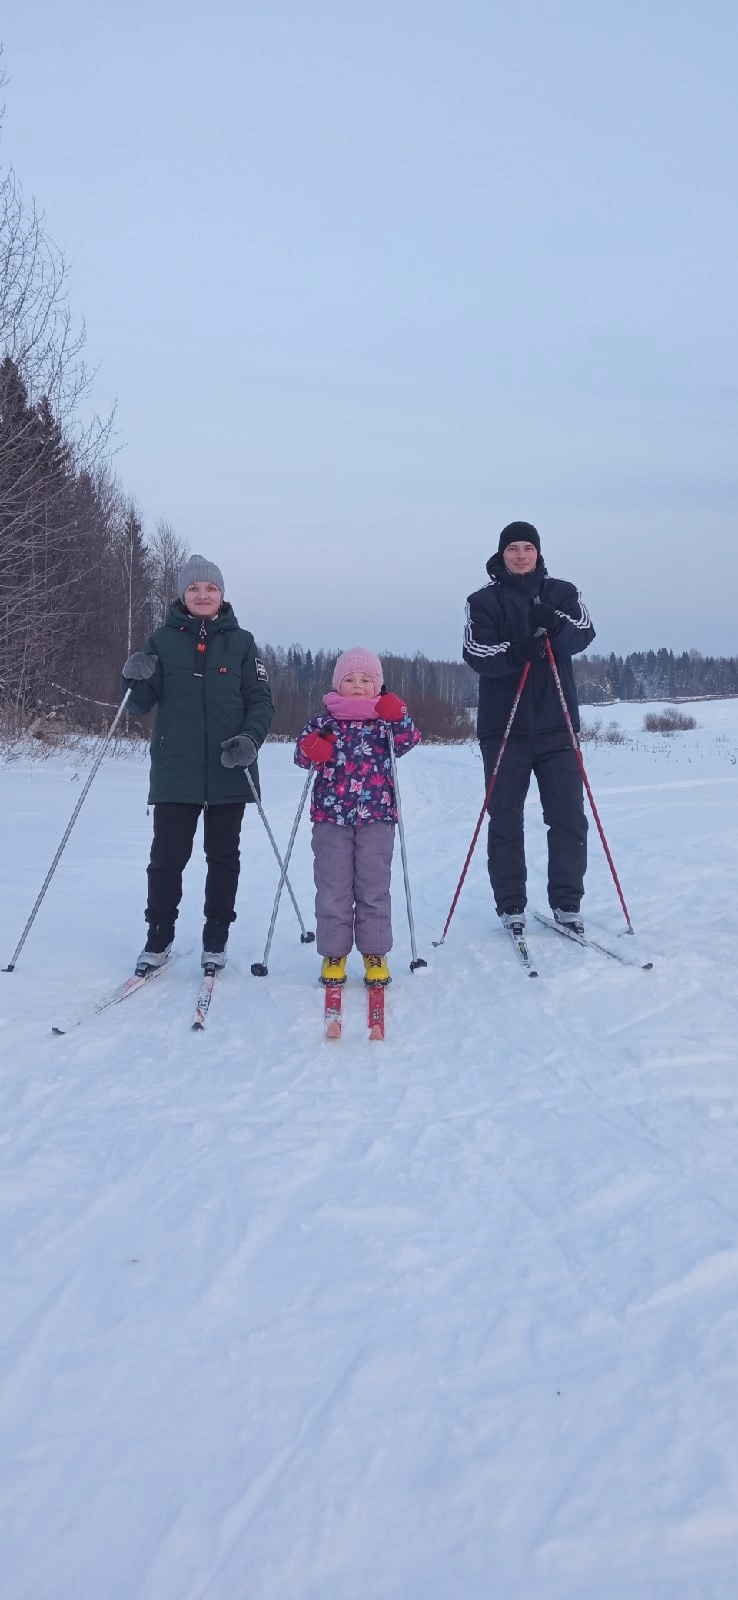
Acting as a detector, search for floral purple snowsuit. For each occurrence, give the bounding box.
[294,708,420,956]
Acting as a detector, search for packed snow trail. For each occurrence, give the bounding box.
[2,703,738,1598]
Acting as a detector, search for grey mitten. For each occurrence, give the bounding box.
[122,651,158,681]
[220,734,258,768]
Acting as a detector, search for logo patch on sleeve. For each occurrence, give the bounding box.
[254,657,268,681]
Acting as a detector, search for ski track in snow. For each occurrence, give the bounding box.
[2,700,738,1598]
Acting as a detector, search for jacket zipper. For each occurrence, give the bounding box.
[196,620,209,806]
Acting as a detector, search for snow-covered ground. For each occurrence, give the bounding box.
[2,700,738,1600]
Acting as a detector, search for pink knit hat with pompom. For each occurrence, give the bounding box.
[332,647,383,696]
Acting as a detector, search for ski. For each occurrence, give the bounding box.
[323,981,343,1040]
[532,911,653,970]
[506,924,538,978]
[52,956,176,1035]
[367,982,386,1041]
[192,965,218,1030]
[321,979,387,1040]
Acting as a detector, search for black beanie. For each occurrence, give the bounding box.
[498,520,541,556]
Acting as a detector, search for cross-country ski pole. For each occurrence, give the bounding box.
[386,724,426,971]
[251,767,313,976]
[4,689,133,972]
[433,662,530,947]
[244,768,314,945]
[544,635,634,932]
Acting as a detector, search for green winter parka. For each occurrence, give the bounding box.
[122,602,274,805]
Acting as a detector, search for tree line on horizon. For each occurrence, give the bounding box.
[573,648,738,707]
[250,644,738,741]
[1,89,735,743]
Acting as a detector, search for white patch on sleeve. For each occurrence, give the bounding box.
[254,657,268,681]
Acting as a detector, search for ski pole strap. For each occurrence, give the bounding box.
[544,636,633,932]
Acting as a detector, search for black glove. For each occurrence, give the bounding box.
[510,634,546,666]
[529,601,560,633]
[220,734,258,769]
[122,652,158,681]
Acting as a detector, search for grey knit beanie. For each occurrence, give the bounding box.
[177,554,225,600]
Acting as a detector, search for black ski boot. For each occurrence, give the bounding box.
[202,918,230,970]
[136,918,175,973]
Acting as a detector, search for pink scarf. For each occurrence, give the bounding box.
[323,691,380,720]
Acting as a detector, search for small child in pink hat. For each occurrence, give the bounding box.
[294,647,420,986]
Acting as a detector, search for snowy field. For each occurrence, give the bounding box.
[2,699,738,1600]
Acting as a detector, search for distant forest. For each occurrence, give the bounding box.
[573,649,738,707]
[258,644,738,741]
[1,119,736,743]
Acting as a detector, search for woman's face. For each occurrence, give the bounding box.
[184,581,222,619]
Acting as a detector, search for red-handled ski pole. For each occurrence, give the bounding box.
[544,635,634,933]
[433,661,530,946]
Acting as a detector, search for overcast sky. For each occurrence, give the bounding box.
[2,1,737,660]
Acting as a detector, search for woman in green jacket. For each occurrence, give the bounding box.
[122,554,274,971]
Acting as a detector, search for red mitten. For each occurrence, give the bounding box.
[300,729,337,764]
[374,692,406,723]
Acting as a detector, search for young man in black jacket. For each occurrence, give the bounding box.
[463,521,595,934]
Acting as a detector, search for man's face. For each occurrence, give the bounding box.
[503,541,538,575]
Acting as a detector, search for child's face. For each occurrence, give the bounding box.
[184,582,222,619]
[338,671,376,698]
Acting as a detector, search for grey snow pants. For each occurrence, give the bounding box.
[311,821,395,956]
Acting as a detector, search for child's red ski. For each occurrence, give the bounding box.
[367,983,385,1042]
[324,981,343,1040]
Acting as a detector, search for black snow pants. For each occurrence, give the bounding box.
[146,802,246,927]
[480,731,587,915]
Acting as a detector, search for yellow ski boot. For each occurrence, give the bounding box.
[320,954,347,985]
[362,954,391,986]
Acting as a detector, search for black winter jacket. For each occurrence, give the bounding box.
[463,554,595,739]
[123,602,274,805]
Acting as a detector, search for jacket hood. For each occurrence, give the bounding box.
[485,553,548,599]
